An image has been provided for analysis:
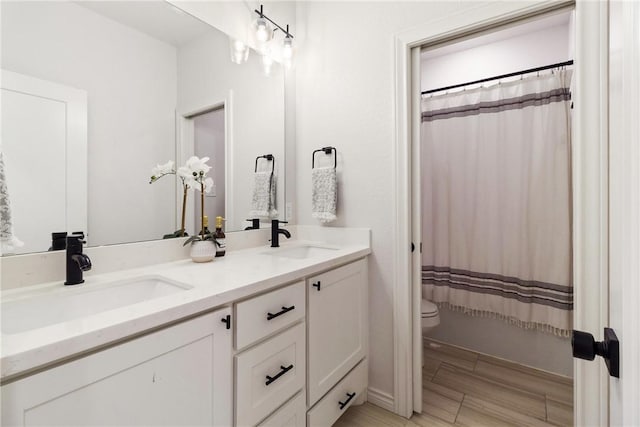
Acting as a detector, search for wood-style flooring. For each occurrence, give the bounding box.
[334,339,573,427]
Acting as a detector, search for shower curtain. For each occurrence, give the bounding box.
[421,71,573,336]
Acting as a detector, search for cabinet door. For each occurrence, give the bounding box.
[1,308,233,427]
[307,259,368,406]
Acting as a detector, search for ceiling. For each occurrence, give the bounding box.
[77,1,213,47]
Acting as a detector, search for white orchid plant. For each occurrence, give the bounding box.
[149,156,215,242]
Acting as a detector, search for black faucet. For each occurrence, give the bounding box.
[270,220,291,248]
[65,233,92,285]
[49,231,68,251]
[245,218,261,230]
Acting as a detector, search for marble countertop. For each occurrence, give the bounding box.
[1,235,370,381]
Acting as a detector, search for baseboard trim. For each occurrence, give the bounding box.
[367,387,395,412]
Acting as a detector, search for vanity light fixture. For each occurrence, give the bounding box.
[230,38,250,64]
[253,5,295,69]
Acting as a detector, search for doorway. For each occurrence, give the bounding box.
[414,9,574,424]
[178,98,233,236]
[392,1,611,423]
[192,107,226,230]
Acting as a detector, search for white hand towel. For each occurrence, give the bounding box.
[311,167,337,223]
[0,152,24,255]
[249,171,278,219]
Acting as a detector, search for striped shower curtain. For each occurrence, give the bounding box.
[421,71,573,336]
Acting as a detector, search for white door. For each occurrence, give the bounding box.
[607,1,640,424]
[1,70,87,253]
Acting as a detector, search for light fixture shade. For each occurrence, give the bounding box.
[282,36,293,69]
[261,52,274,76]
[282,37,293,59]
[229,38,249,64]
[252,16,273,52]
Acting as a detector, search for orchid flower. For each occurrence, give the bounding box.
[149,160,175,183]
[178,156,214,192]
[149,156,214,241]
[186,156,212,176]
[202,177,214,193]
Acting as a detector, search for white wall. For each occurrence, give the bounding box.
[1,1,177,247]
[421,19,572,92]
[294,0,573,401]
[420,15,573,377]
[177,31,285,232]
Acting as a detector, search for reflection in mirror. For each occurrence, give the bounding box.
[0,1,286,256]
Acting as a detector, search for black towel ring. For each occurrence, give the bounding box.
[312,147,337,169]
[255,154,275,173]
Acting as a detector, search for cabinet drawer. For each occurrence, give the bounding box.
[236,323,305,427]
[257,391,305,427]
[307,359,368,427]
[307,259,368,405]
[236,281,305,350]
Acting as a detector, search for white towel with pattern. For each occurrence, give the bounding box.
[250,171,277,219]
[0,152,23,255]
[312,167,337,223]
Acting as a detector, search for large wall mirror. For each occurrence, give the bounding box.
[0,0,286,256]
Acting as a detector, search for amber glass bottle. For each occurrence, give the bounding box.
[214,216,226,257]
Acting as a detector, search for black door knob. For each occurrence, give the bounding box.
[572,327,619,378]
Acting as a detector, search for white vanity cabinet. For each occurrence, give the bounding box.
[0,254,370,427]
[1,308,233,427]
[306,259,368,424]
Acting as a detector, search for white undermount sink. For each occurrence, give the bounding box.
[267,244,340,260]
[1,275,192,335]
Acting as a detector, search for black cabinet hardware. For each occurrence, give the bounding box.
[267,305,295,321]
[572,327,619,377]
[221,314,231,330]
[265,364,294,386]
[338,392,356,410]
[312,281,321,291]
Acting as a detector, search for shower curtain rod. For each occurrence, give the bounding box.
[421,60,574,95]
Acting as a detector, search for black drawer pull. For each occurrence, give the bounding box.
[312,281,321,291]
[265,364,294,386]
[339,392,356,410]
[221,314,231,330]
[267,305,295,321]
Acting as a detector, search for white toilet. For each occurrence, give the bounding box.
[421,298,440,335]
[422,299,440,366]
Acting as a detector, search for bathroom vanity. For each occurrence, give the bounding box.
[0,228,370,426]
